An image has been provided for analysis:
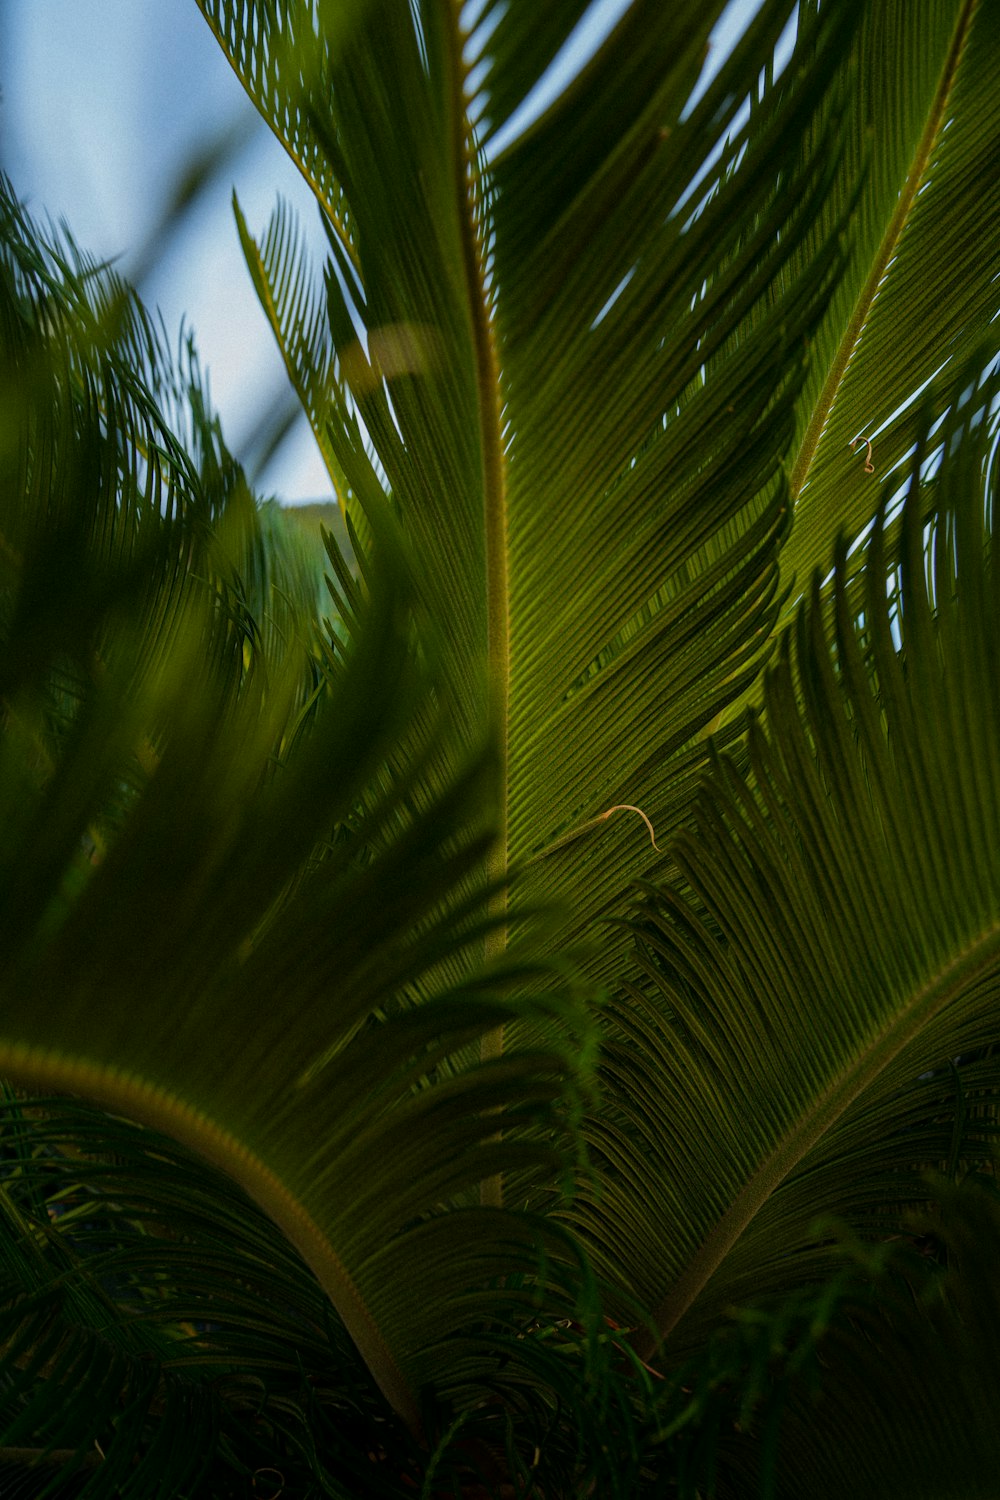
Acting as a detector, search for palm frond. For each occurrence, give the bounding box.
[0,176,598,1443]
[772,1174,1000,1499]
[7,2,1000,1489]
[779,0,1000,620]
[233,194,357,519]
[0,1091,426,1497]
[207,0,867,1014]
[568,357,1000,1364]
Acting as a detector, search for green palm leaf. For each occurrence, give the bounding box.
[575,360,1000,1362]
[777,0,1000,618]
[0,1091,428,1496]
[0,181,595,1448]
[215,0,860,1015]
[142,0,1000,1449]
[5,0,1000,1487]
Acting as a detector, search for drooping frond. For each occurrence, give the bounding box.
[8,2,1000,1487]
[0,1091,422,1498]
[0,177,598,1455]
[233,193,358,520]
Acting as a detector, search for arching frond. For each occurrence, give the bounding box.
[773,0,1000,628]
[209,0,865,1006]
[570,360,1000,1366]
[6,0,1000,1489]
[0,175,597,1466]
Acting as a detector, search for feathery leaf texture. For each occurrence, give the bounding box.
[578,360,1000,1363]
[782,0,1000,616]
[2,0,1000,1491]
[0,178,596,1452]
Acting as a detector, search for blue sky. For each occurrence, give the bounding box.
[2,1,763,503]
[2,0,328,501]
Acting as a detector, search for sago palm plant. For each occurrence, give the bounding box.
[2,0,1000,1494]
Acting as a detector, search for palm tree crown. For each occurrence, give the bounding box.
[1,2,1000,1495]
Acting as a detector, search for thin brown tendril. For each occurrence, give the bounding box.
[599,804,661,851]
[850,435,875,473]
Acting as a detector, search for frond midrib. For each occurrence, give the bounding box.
[787,0,979,504]
[0,1042,423,1438]
[443,24,509,1069]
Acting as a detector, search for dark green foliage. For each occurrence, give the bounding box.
[2,1,1000,1494]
